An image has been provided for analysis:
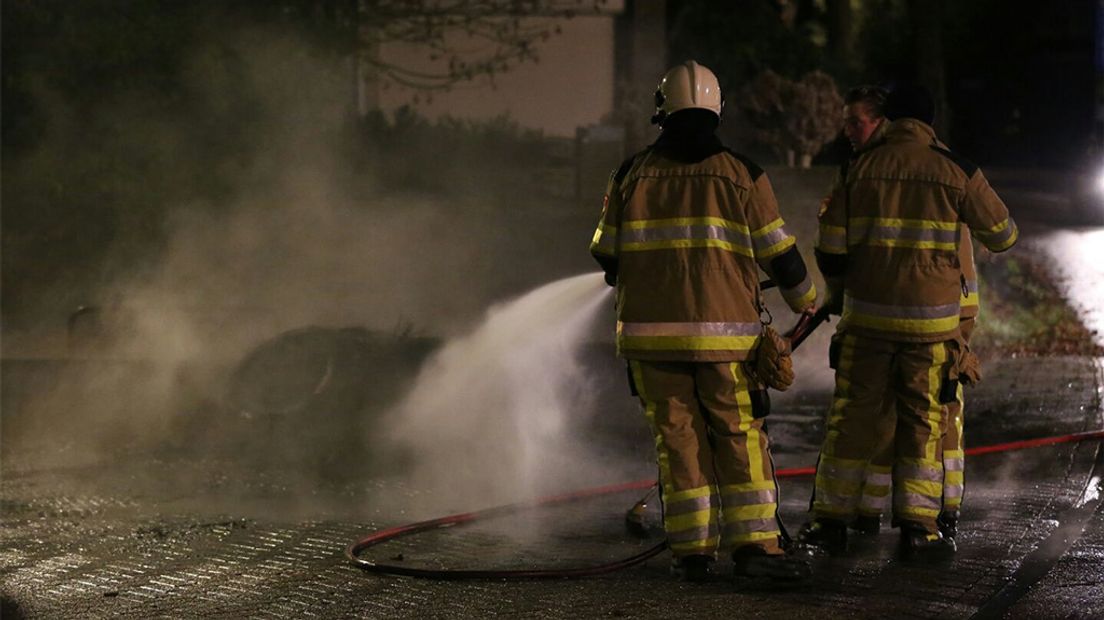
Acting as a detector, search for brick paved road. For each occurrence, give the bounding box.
[2,356,1102,618]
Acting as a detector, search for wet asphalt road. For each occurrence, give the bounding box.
[5,183,1104,618]
[2,350,1102,619]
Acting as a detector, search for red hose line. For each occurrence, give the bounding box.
[347,427,1104,579]
[964,429,1104,456]
[346,480,665,579]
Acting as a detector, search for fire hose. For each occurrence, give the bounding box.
[346,302,1104,579]
[346,428,1104,579]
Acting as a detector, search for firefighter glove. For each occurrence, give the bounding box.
[754,325,795,391]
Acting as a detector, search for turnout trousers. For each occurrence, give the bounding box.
[812,333,955,534]
[629,360,783,558]
[856,319,974,521]
[855,389,964,521]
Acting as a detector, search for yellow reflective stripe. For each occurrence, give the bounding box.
[961,292,979,307]
[926,342,947,461]
[621,335,760,352]
[723,531,780,544]
[865,239,957,251]
[630,360,674,498]
[851,217,959,230]
[666,485,714,504]
[825,336,857,453]
[756,235,795,259]
[624,216,749,233]
[787,281,818,309]
[730,362,763,483]
[990,225,1019,251]
[667,508,719,531]
[620,238,755,256]
[982,219,1011,234]
[817,476,862,497]
[865,464,892,475]
[975,219,1018,252]
[725,502,778,520]
[901,479,942,498]
[590,223,617,256]
[897,507,940,518]
[750,218,786,237]
[945,471,964,484]
[721,480,777,493]
[844,312,961,335]
[817,224,848,254]
[943,450,964,459]
[594,222,617,236]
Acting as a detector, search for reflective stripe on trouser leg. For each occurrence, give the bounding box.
[942,383,965,514]
[944,315,972,517]
[814,334,894,521]
[858,463,892,517]
[630,360,720,556]
[696,362,781,552]
[859,408,895,518]
[892,341,951,532]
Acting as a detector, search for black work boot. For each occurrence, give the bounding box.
[670,554,713,583]
[731,546,813,581]
[936,512,959,541]
[850,514,882,535]
[899,525,956,561]
[796,519,848,555]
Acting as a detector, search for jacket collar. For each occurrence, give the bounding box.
[884,118,938,145]
[856,120,889,154]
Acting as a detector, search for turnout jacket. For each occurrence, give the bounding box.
[590,147,817,362]
[816,118,1017,343]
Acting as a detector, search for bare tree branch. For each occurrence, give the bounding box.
[355,0,610,91]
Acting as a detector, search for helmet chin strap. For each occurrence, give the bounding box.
[652,89,667,126]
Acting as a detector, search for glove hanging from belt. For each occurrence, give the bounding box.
[752,324,795,391]
[948,336,982,386]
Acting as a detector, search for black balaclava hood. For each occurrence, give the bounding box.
[652,108,724,163]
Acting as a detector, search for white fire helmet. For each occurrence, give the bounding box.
[651,60,724,126]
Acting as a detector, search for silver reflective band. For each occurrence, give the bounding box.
[620,224,752,248]
[665,494,714,515]
[721,489,777,506]
[722,518,780,535]
[862,225,959,244]
[847,298,960,320]
[619,321,762,337]
[666,524,720,544]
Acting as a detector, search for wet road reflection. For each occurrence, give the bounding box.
[1033,227,1104,347]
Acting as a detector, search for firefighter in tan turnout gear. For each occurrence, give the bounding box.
[799,84,1018,560]
[590,60,818,582]
[840,86,977,541]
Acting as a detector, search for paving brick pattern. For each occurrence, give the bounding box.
[2,357,1102,618]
